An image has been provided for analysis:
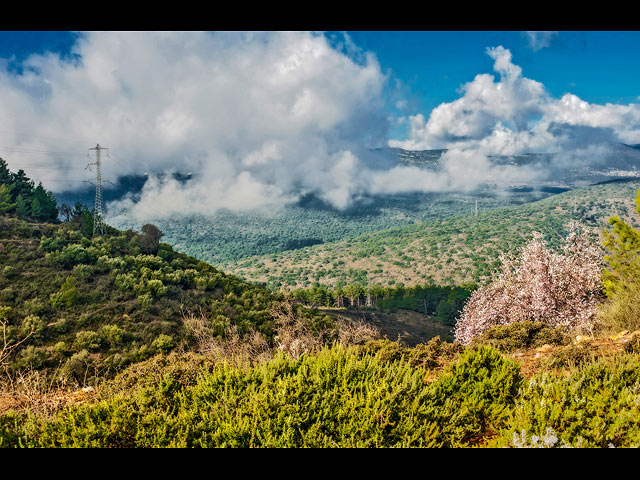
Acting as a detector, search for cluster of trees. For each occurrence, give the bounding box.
[0,158,58,221]
[289,283,475,325]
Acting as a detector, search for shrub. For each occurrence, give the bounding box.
[2,266,17,279]
[73,331,102,351]
[46,244,96,269]
[21,314,44,338]
[424,346,523,446]
[50,277,79,309]
[139,224,164,255]
[541,342,595,369]
[595,279,640,334]
[100,325,125,347]
[493,353,640,447]
[152,334,175,353]
[473,321,569,353]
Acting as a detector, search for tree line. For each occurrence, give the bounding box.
[0,158,58,222]
[288,283,476,325]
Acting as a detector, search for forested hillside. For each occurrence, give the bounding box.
[106,188,559,264]
[224,180,640,289]
[0,160,334,383]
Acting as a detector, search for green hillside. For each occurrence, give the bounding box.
[0,214,300,382]
[108,188,558,264]
[223,180,640,289]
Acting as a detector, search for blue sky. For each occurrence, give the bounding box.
[346,31,640,106]
[341,31,640,139]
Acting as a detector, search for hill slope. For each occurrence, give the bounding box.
[222,179,640,289]
[0,215,291,382]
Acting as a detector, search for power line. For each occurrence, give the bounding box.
[0,128,97,147]
[0,146,85,157]
[6,164,81,170]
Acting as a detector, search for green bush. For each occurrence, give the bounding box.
[152,334,175,353]
[46,244,96,269]
[493,353,640,447]
[50,277,79,309]
[21,314,44,338]
[473,321,569,353]
[0,344,525,448]
[73,331,102,351]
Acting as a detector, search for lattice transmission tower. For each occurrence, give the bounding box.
[86,144,109,235]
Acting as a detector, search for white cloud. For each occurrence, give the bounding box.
[0,31,391,215]
[524,31,559,51]
[391,45,640,155]
[3,35,640,218]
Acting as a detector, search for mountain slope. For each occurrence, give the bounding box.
[223,179,640,289]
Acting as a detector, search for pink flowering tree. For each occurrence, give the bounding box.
[454,223,604,344]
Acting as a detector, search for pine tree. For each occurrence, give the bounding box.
[31,183,58,220]
[0,184,16,213]
[0,158,11,185]
[10,169,34,203]
[30,195,44,220]
[602,188,640,296]
[15,194,29,218]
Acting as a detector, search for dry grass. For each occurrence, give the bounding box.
[0,367,95,417]
[182,300,382,366]
[595,282,640,335]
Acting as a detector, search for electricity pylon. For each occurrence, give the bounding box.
[86,144,109,235]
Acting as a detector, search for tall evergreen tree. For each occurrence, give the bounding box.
[0,184,16,213]
[31,183,58,220]
[15,194,30,218]
[10,169,35,203]
[0,158,11,185]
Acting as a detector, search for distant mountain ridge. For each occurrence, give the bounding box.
[379,142,640,188]
[56,143,640,212]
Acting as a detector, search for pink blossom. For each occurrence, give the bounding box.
[454,223,604,344]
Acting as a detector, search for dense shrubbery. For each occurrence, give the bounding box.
[492,352,640,447]
[0,344,524,447]
[14,340,640,448]
[472,321,569,353]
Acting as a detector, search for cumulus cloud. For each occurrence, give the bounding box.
[0,31,392,216]
[390,45,640,156]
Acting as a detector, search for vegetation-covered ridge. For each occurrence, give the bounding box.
[0,213,319,383]
[223,180,640,289]
[106,188,560,265]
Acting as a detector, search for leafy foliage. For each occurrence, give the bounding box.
[0,215,322,383]
[472,321,569,353]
